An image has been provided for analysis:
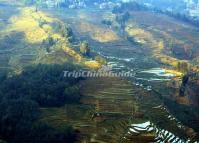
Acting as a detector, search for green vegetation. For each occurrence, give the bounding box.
[0,99,40,142]
[79,41,90,56]
[0,6,103,72]
[94,55,106,65]
[165,98,199,134]
[0,64,81,107]
[0,64,80,143]
[102,8,130,32]
[176,61,190,74]
[0,5,105,143]
[115,11,130,30]
[112,2,147,14]
[1,1,199,143]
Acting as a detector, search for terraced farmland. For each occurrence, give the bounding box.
[1,2,199,142]
[41,76,196,142]
[46,8,199,142]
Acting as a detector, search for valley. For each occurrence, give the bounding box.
[0,1,199,143]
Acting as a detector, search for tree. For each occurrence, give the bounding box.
[112,5,123,14]
[101,19,112,26]
[64,86,80,103]
[0,139,7,143]
[95,56,106,65]
[43,37,55,53]
[23,0,35,5]
[179,74,189,97]
[115,11,130,32]
[123,11,130,22]
[80,41,90,56]
[0,64,81,107]
[0,99,40,142]
[176,61,189,73]
[29,122,77,143]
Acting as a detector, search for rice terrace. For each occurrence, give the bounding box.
[0,0,199,143]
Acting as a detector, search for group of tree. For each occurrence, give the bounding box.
[0,98,77,143]
[111,1,199,27]
[0,64,81,107]
[175,61,190,74]
[112,2,148,14]
[115,11,130,30]
[0,64,81,143]
[41,20,74,53]
[153,8,199,27]
[101,3,134,33]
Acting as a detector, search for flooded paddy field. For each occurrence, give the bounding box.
[41,8,199,142]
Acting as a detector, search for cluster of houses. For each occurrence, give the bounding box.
[43,0,86,8]
[189,9,199,17]
[40,0,199,18]
[183,0,199,17]
[97,1,121,9]
[42,0,120,9]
